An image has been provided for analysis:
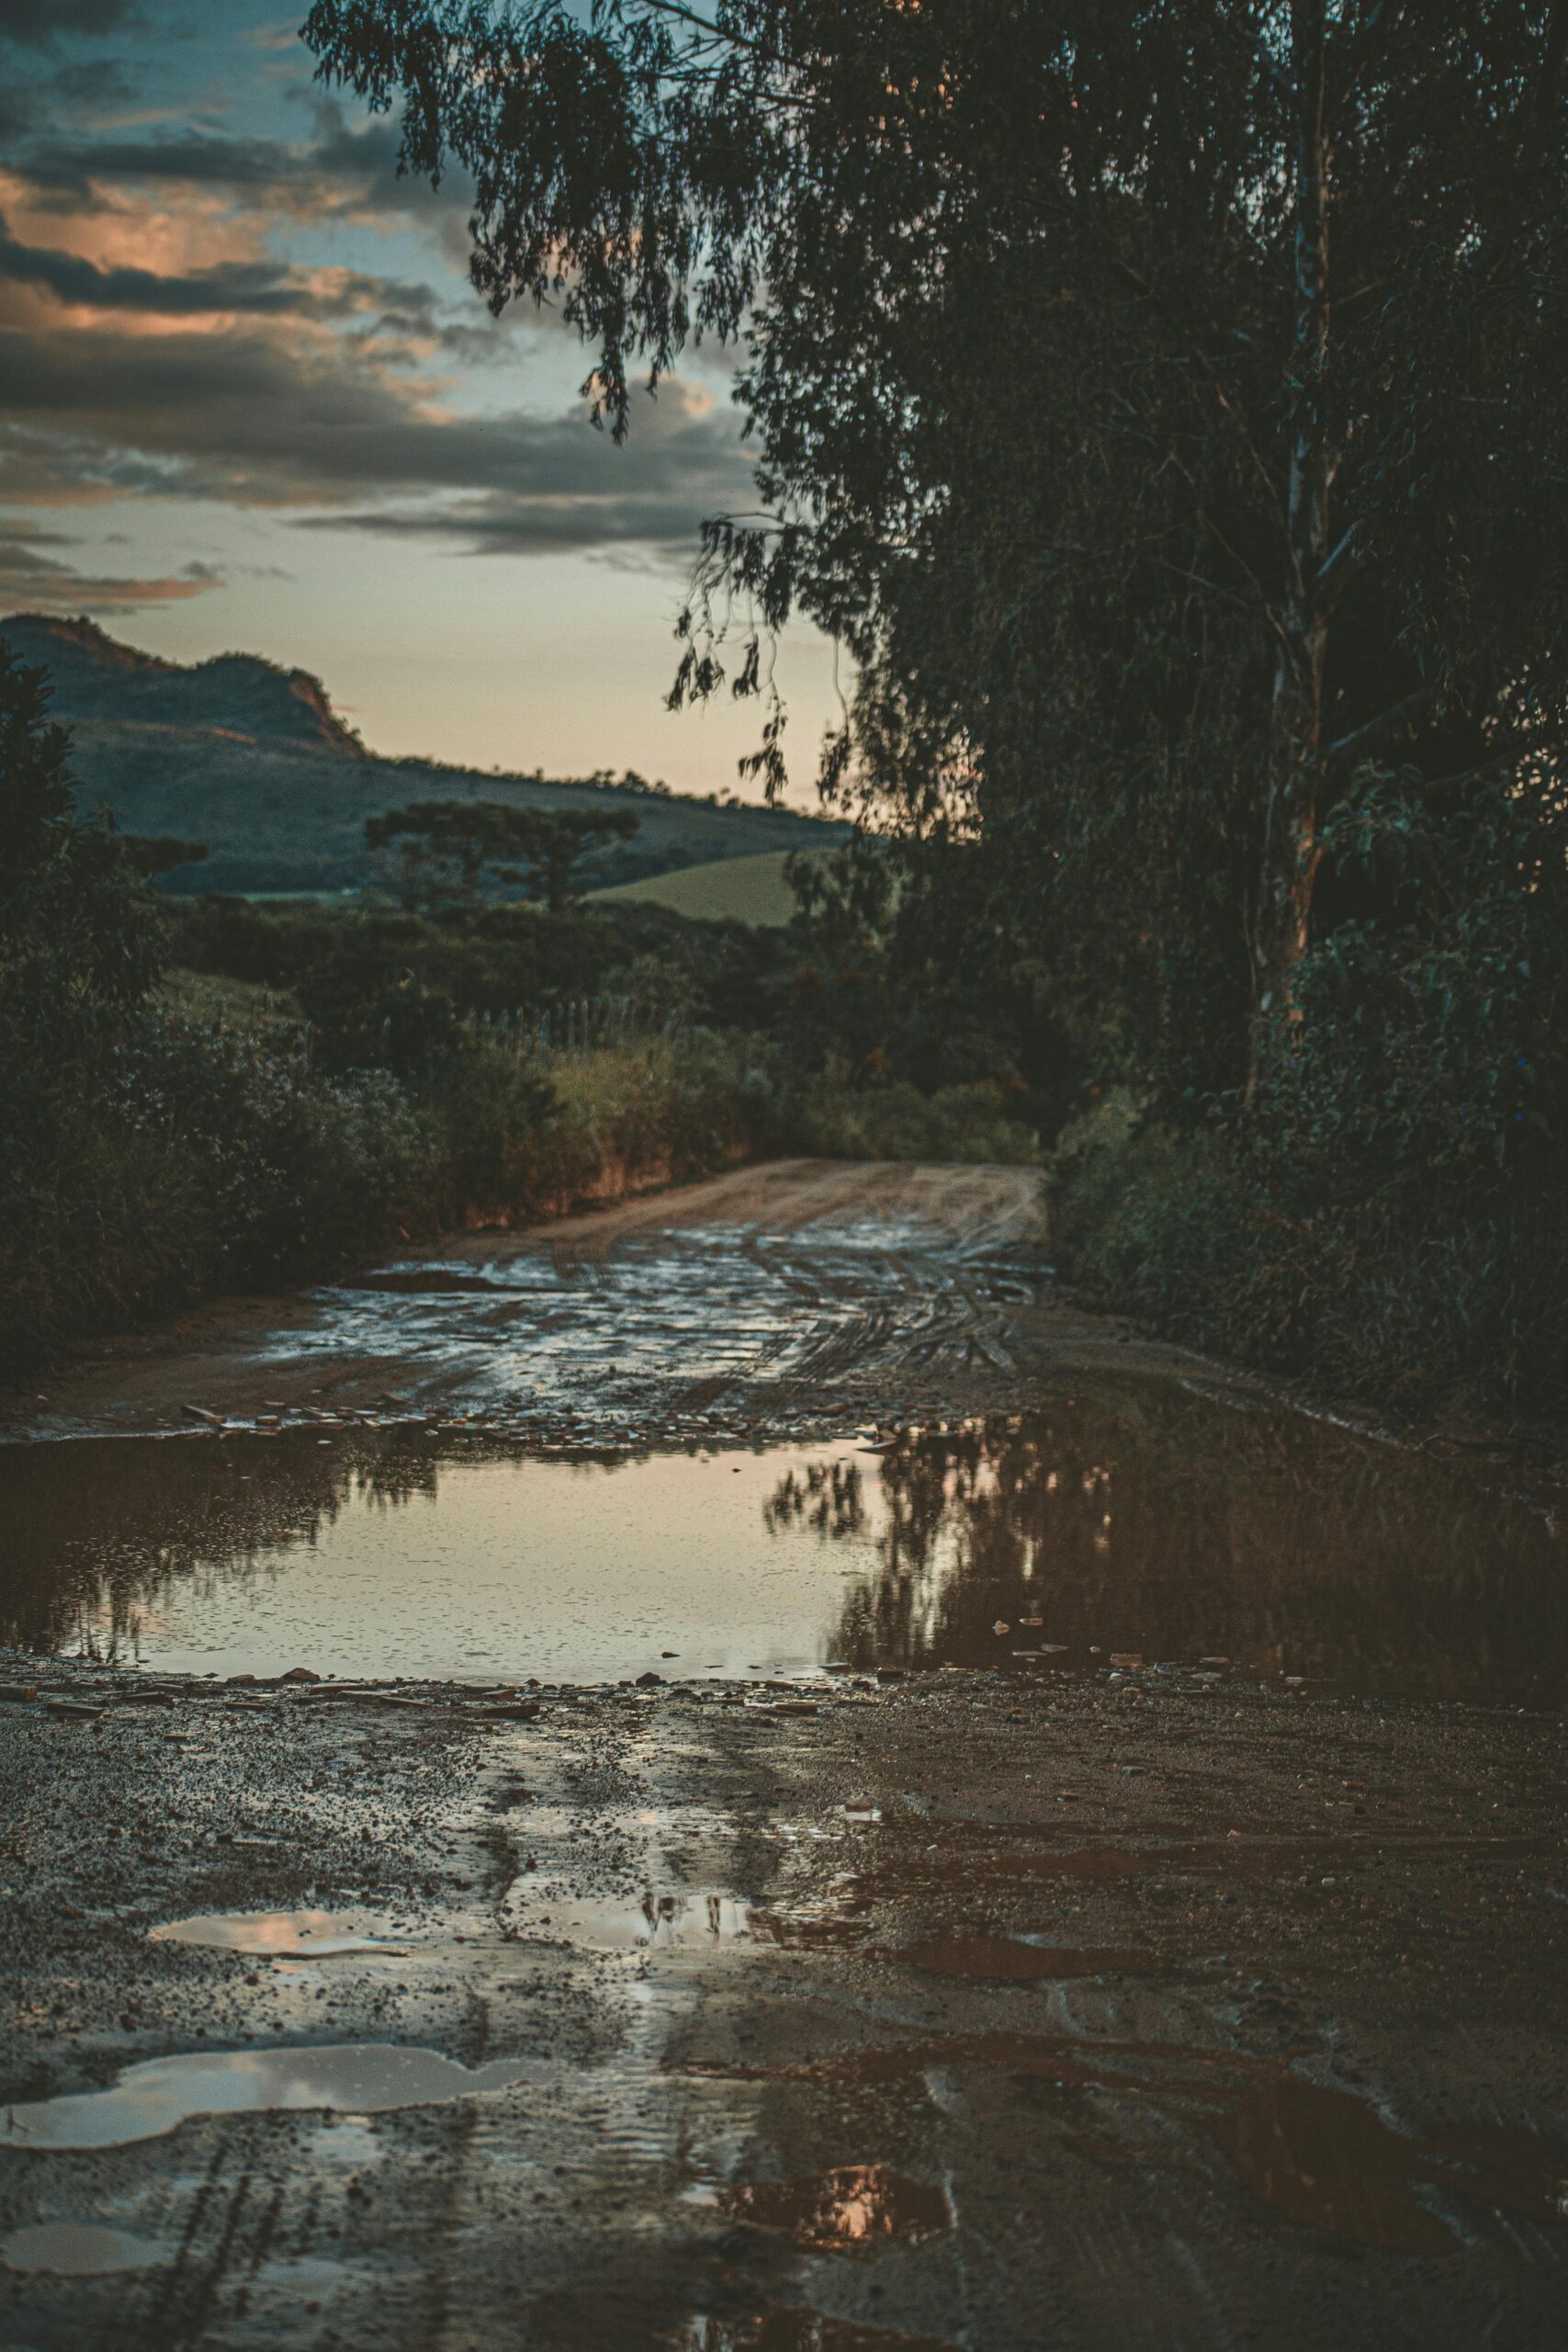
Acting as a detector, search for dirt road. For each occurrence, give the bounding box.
[7,1159,1204,1446]
[2,1160,1563,2350]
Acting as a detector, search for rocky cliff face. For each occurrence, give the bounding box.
[0,613,367,758]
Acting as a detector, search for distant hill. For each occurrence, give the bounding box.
[590,848,821,927]
[1,613,848,899]
[3,613,366,758]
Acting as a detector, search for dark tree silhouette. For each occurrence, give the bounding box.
[501,807,642,912]
[308,0,1568,1080]
[118,835,209,881]
[365,798,639,912]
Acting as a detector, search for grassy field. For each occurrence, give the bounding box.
[589,848,820,926]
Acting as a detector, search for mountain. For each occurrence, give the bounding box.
[0,613,847,900]
[2,613,366,759]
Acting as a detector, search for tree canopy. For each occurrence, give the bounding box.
[309,0,1568,1084]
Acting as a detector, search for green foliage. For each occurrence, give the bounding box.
[1055,775,1568,1408]
[1,638,436,1363]
[105,1019,432,1286]
[170,893,798,1040]
[1,641,175,1357]
[784,1054,1042,1168]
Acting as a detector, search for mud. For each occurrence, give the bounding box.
[1,1161,1565,2349]
[0,1160,1128,1447]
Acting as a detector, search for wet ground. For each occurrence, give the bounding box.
[1,1160,1564,2350]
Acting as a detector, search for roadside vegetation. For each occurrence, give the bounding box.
[294,0,1568,1420]
[0,647,1038,1369]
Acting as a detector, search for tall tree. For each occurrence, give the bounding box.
[309,1,1568,1076]
[502,806,643,912]
[365,798,638,911]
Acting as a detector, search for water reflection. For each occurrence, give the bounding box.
[1,2044,530,2151]
[0,1425,443,1660]
[787,1393,1566,1704]
[0,1382,1561,1701]
[0,1430,864,1683]
[713,2165,951,2249]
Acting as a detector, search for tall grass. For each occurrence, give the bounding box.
[0,1008,774,1367]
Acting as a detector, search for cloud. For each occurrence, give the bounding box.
[15,106,446,227]
[298,486,731,558]
[0,212,442,324]
[0,518,223,611]
[0,0,140,44]
[0,40,750,568]
[0,300,751,544]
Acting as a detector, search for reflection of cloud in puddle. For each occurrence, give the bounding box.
[150,1909,412,1958]
[2,2221,166,2275]
[705,2165,951,2250]
[1,2045,530,2151]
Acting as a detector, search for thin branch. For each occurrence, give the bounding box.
[1324,683,1438,766]
[634,0,793,76]
[1158,443,1288,652]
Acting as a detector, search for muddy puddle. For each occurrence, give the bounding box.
[149,1910,411,1958]
[255,1215,1035,1442]
[1,2222,168,2276]
[518,1892,759,1951]
[0,2045,530,2151]
[1,1385,1561,1699]
[686,2038,1568,2254]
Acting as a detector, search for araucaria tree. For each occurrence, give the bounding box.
[309,0,1568,1086]
[365,799,638,911]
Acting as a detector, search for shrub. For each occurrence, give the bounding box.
[786,1053,1042,1166]
[1053,780,1568,1409]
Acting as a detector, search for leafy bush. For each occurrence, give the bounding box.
[782,1053,1041,1166]
[113,1019,433,1281]
[1054,781,1568,1409]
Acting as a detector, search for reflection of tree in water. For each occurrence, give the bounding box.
[763,1460,865,1541]
[768,1389,1567,1705]
[0,1430,457,1657]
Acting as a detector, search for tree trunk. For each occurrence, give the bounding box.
[1252,0,1332,1071]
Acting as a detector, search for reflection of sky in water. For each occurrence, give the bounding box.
[4,1441,887,1683]
[1,2047,530,2152]
[2,1385,1562,1700]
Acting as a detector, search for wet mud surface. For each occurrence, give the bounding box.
[2,1161,1565,2349]
[2,1161,1065,1450]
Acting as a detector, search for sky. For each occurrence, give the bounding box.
[0,0,838,796]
